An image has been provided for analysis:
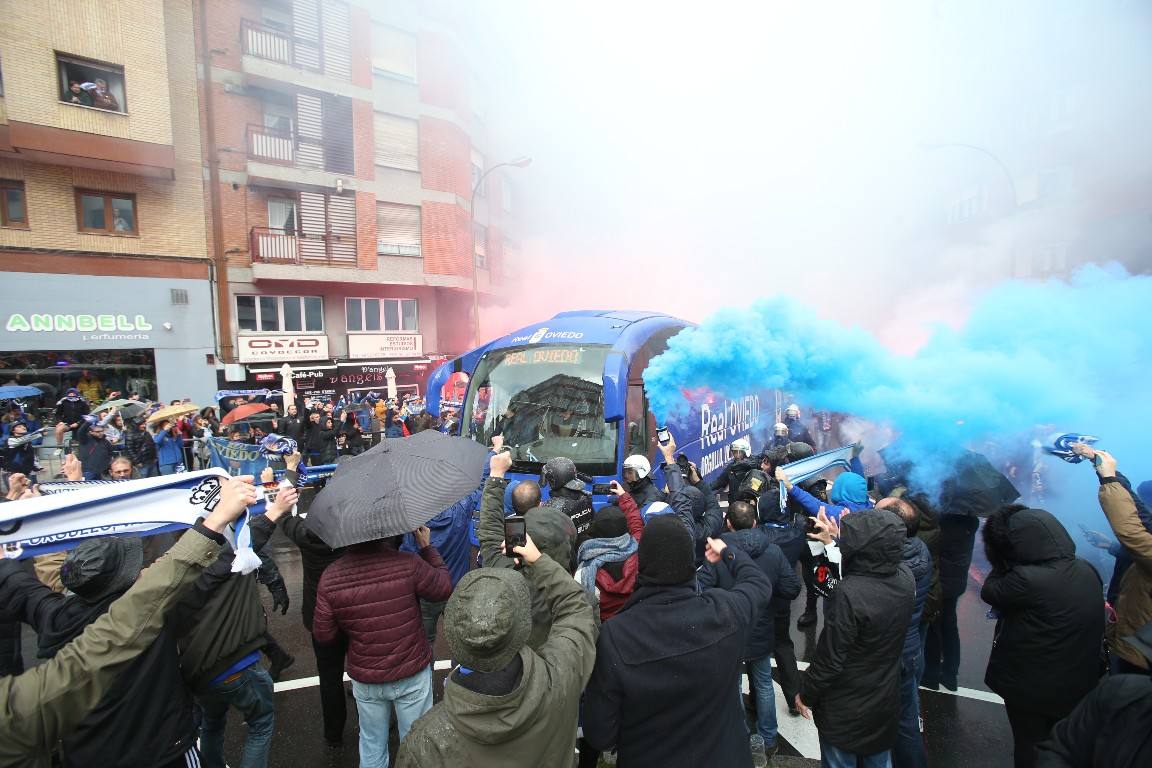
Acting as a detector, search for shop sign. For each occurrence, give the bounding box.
[237,334,329,363]
[253,372,277,382]
[348,333,423,359]
[5,313,154,342]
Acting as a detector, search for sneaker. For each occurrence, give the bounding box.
[750,734,767,768]
[941,675,958,692]
[797,608,818,629]
[33,463,45,472]
[765,741,779,761]
[54,448,64,458]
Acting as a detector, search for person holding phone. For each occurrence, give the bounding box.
[397,532,598,767]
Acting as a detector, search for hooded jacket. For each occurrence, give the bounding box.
[1035,673,1152,768]
[698,526,800,660]
[0,564,196,768]
[583,547,771,768]
[801,510,914,755]
[123,422,158,466]
[789,470,874,523]
[396,553,598,767]
[54,394,89,426]
[1099,478,1152,670]
[982,508,1103,717]
[152,427,184,466]
[0,526,223,768]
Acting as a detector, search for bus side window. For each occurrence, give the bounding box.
[626,384,649,457]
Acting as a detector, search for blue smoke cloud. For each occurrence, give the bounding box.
[644,264,1152,505]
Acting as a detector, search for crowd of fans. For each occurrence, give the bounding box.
[1,397,1150,768]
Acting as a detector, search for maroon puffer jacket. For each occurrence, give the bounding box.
[312,541,451,683]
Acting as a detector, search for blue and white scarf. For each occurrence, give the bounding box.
[0,469,265,573]
[776,444,857,512]
[574,533,637,597]
[215,389,284,402]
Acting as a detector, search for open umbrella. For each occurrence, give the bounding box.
[146,402,200,425]
[305,430,490,548]
[92,398,153,419]
[221,402,272,427]
[0,385,45,400]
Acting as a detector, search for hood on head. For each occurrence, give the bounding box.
[840,509,904,576]
[830,472,869,506]
[523,506,576,570]
[675,485,707,519]
[1008,508,1075,564]
[721,526,767,558]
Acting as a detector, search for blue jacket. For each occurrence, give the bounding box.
[901,535,933,660]
[153,429,184,466]
[402,459,490,587]
[788,457,873,523]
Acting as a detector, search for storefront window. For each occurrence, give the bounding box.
[0,349,158,412]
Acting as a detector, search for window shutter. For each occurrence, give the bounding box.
[320,0,351,80]
[374,114,418,170]
[291,0,322,70]
[327,195,357,264]
[376,203,421,256]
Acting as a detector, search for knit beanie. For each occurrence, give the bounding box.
[636,516,696,586]
[585,505,628,540]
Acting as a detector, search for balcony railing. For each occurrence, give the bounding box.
[247,124,295,165]
[251,227,357,267]
[241,19,322,71]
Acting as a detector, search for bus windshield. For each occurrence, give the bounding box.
[462,344,617,475]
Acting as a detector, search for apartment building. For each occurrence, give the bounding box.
[199,0,520,402]
[0,0,219,404]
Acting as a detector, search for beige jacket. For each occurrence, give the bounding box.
[1099,480,1152,669]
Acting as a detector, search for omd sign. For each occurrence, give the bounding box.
[237,334,329,363]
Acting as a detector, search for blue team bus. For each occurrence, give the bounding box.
[425,310,769,499]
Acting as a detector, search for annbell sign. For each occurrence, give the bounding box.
[5,313,154,342]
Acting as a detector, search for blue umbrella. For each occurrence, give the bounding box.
[0,385,45,400]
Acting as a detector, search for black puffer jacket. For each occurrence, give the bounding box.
[902,536,933,659]
[698,526,801,660]
[1036,674,1152,768]
[801,510,914,755]
[981,508,1104,718]
[279,513,345,630]
[0,558,197,767]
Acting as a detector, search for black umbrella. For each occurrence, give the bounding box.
[305,429,490,548]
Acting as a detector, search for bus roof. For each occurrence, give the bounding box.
[487,310,690,352]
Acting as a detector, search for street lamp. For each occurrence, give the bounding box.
[920,142,1018,209]
[470,156,532,348]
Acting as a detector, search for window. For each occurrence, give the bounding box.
[1,180,27,228]
[374,113,418,171]
[474,224,488,268]
[346,298,418,332]
[236,295,323,332]
[376,202,421,256]
[268,197,298,233]
[76,190,137,235]
[372,26,417,80]
[57,53,126,113]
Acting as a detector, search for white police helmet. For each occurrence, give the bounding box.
[623,454,651,480]
[731,438,752,458]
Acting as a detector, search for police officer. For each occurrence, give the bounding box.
[540,456,594,537]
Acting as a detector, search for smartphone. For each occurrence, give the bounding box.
[504,515,527,557]
[676,453,692,474]
[657,425,671,445]
[805,515,818,533]
[591,482,613,496]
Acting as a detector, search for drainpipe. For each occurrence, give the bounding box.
[198,0,235,363]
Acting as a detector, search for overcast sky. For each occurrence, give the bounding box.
[451,0,1151,347]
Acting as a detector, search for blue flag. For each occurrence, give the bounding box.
[207,436,270,477]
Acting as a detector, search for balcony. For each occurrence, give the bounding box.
[250,227,356,267]
[241,19,321,72]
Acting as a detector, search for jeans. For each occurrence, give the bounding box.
[352,667,433,768]
[137,462,159,478]
[198,664,275,768]
[313,635,348,744]
[159,463,181,476]
[820,741,892,768]
[746,654,779,746]
[923,594,960,686]
[893,652,927,768]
